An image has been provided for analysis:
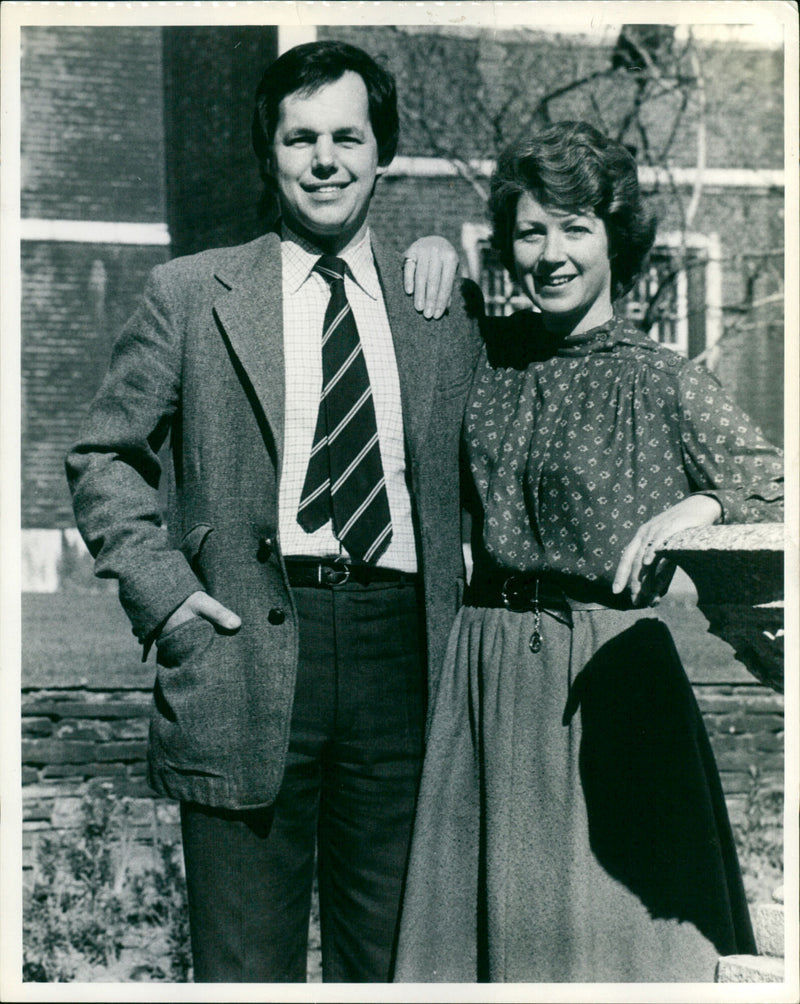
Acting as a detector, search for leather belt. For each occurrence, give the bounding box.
[464,569,620,612]
[466,571,626,655]
[283,557,419,588]
[464,571,577,654]
[464,571,572,612]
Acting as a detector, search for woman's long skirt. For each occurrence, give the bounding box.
[393,604,756,983]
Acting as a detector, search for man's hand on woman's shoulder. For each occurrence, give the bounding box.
[403,236,460,319]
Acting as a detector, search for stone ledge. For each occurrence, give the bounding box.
[666,522,783,552]
[716,953,784,982]
[661,523,784,692]
[662,523,783,605]
[753,903,785,957]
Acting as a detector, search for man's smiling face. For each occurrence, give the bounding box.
[270,71,380,254]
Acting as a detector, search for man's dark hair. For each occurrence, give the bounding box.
[488,121,657,300]
[252,40,399,185]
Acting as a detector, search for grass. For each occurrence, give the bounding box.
[22,592,146,690]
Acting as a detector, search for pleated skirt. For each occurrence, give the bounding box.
[393,603,755,983]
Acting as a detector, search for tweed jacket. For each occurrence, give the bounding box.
[66,231,479,811]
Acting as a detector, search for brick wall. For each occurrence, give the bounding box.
[21,26,166,222]
[22,241,170,529]
[372,175,489,258]
[21,25,171,531]
[317,25,783,169]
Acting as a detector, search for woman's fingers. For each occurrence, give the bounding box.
[614,519,677,603]
[615,527,671,605]
[403,253,417,296]
[612,495,723,604]
[612,527,648,598]
[418,255,444,317]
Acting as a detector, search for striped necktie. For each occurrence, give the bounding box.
[297,255,393,563]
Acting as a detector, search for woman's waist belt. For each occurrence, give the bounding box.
[464,571,612,614]
[465,571,623,655]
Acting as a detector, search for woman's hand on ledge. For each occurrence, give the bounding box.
[403,236,460,319]
[613,494,723,606]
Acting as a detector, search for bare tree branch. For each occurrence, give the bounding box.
[400,99,490,202]
[684,32,707,227]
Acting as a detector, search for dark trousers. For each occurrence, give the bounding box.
[180,580,426,982]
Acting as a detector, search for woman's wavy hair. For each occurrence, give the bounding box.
[489,121,657,300]
[252,41,399,190]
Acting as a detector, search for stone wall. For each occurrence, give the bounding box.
[22,687,180,875]
[695,685,784,822]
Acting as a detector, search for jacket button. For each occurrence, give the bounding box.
[268,608,285,625]
[257,537,273,562]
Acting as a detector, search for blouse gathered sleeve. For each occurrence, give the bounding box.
[676,361,784,524]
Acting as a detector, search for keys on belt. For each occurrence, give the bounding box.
[466,572,575,653]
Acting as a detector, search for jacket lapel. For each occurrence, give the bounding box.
[210,233,439,474]
[373,238,438,465]
[212,233,286,466]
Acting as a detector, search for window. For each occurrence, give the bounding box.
[461,223,721,358]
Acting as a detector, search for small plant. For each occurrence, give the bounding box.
[23,786,191,982]
[127,840,192,980]
[731,764,784,906]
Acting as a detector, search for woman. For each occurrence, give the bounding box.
[396,121,783,982]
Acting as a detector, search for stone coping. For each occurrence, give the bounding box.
[660,522,784,692]
[665,522,784,553]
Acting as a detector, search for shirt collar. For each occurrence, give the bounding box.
[280,223,380,300]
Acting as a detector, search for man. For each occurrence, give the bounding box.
[66,41,477,982]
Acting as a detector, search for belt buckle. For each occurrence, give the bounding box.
[501,575,530,612]
[319,560,351,586]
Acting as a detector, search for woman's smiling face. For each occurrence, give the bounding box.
[512,191,613,336]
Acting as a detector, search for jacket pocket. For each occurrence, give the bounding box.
[156,614,216,667]
[152,616,228,775]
